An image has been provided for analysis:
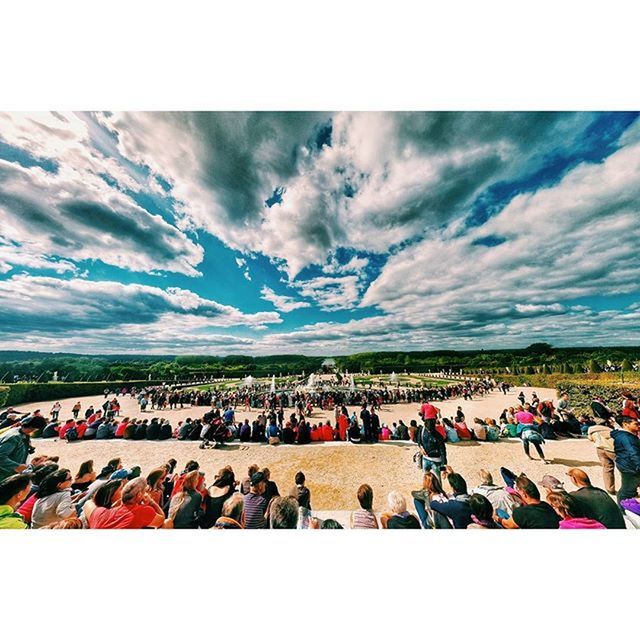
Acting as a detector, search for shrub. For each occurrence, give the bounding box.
[0,380,169,409]
[556,381,640,415]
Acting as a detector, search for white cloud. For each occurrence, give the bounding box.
[260,285,311,313]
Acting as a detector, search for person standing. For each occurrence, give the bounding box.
[587,422,617,494]
[50,402,61,422]
[72,402,81,419]
[360,404,372,443]
[418,418,447,476]
[611,419,640,503]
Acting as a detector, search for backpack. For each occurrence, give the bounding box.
[420,427,441,458]
[65,426,79,442]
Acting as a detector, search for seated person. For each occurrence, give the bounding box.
[429,471,472,529]
[350,484,379,529]
[0,473,32,529]
[347,423,362,443]
[494,476,561,529]
[547,491,606,529]
[381,491,420,529]
[467,494,498,529]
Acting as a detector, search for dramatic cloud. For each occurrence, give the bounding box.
[104,112,597,278]
[1,111,638,354]
[0,113,204,276]
[0,275,281,340]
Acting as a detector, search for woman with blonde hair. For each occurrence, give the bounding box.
[168,470,203,529]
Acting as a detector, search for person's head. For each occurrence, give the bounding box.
[166,458,177,474]
[37,469,72,498]
[387,491,407,515]
[0,473,32,507]
[320,518,343,529]
[547,491,581,520]
[32,463,59,487]
[213,466,235,489]
[446,473,468,496]
[622,419,639,435]
[146,468,166,490]
[221,493,244,523]
[269,496,299,529]
[184,460,200,473]
[247,464,259,479]
[566,468,591,489]
[76,460,94,478]
[181,470,200,493]
[295,471,305,486]
[262,468,271,481]
[479,469,494,486]
[121,477,147,505]
[357,484,374,510]
[250,471,266,495]
[423,472,445,496]
[515,475,540,503]
[107,457,122,471]
[469,493,494,523]
[94,479,124,508]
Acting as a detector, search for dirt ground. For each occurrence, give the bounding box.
[12,386,613,511]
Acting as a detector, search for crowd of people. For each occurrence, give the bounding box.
[1,447,638,529]
[1,383,639,530]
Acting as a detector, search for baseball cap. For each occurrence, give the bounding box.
[250,471,265,486]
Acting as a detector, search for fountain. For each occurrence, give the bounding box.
[349,374,356,391]
[306,373,317,389]
[389,371,398,384]
[270,375,276,393]
[243,375,255,387]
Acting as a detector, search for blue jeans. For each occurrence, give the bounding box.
[422,458,443,475]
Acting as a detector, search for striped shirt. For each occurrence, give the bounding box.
[350,508,379,529]
[243,492,267,529]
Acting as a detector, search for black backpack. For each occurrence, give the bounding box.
[65,426,79,442]
[420,426,441,458]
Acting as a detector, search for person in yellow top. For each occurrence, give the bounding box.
[0,473,32,529]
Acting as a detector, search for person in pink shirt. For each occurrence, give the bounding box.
[515,405,535,424]
[547,491,606,529]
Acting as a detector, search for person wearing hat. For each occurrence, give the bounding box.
[0,414,45,481]
[566,468,625,529]
[242,471,268,529]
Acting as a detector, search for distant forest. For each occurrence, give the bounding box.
[1,344,639,383]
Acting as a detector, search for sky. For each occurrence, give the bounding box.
[0,111,639,356]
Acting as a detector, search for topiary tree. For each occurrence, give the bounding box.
[622,359,633,372]
[587,359,601,374]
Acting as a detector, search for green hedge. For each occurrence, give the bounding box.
[556,381,640,415]
[0,380,169,409]
[0,386,9,409]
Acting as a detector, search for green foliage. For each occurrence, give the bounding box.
[0,386,9,409]
[1,380,165,409]
[557,380,640,415]
[621,359,634,372]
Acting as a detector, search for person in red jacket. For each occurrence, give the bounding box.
[87,410,102,425]
[338,412,349,442]
[321,421,334,442]
[115,418,129,438]
[57,419,76,439]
